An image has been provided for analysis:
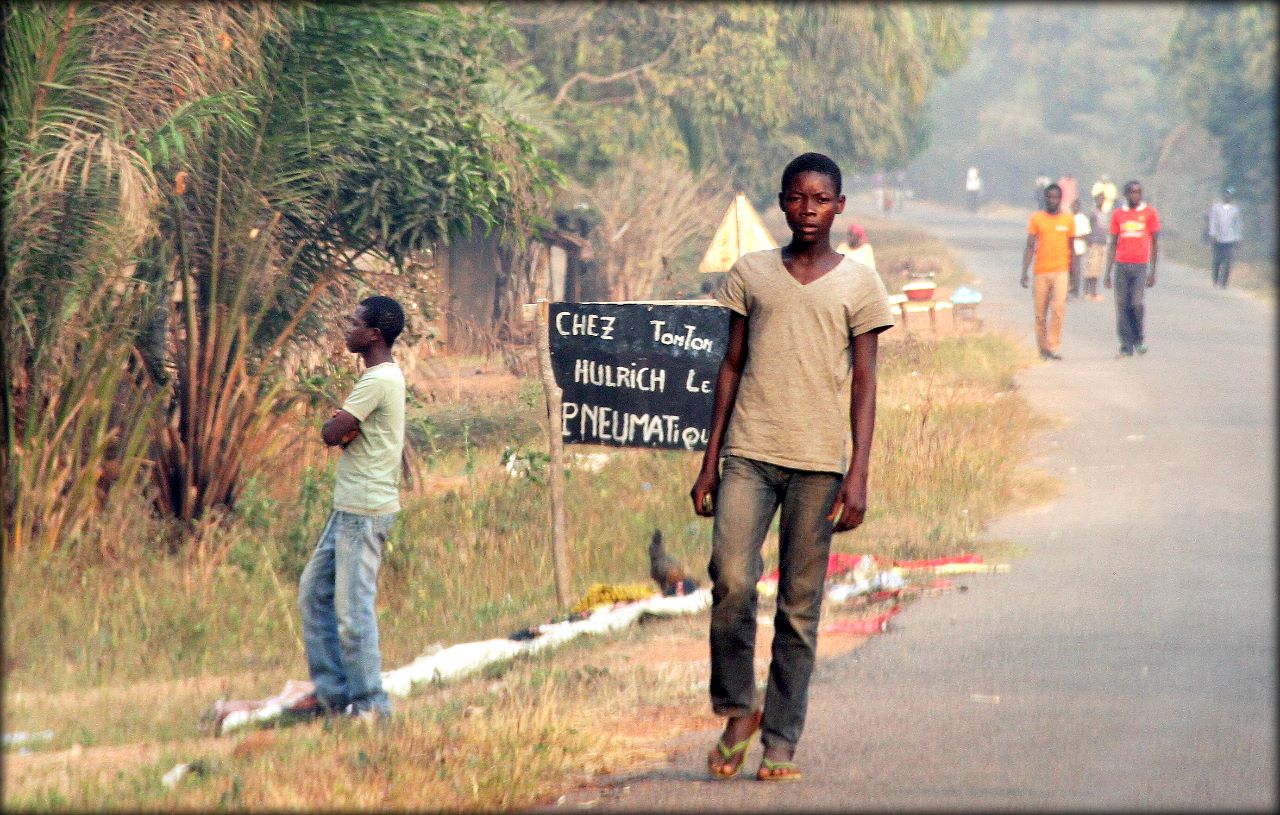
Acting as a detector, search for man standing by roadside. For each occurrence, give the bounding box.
[1208,186,1243,289]
[1105,181,1160,357]
[836,222,877,272]
[1083,192,1109,300]
[1021,183,1074,361]
[300,295,406,720]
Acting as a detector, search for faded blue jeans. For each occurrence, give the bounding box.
[709,455,842,751]
[299,510,395,716]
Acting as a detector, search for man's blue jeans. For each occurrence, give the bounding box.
[708,455,841,751]
[299,510,395,716]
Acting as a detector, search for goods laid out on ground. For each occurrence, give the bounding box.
[754,552,1010,639]
[208,552,1006,735]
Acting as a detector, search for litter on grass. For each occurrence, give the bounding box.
[214,589,712,735]
[3,730,54,750]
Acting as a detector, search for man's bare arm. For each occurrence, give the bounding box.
[829,330,880,532]
[691,312,748,516]
[1021,234,1036,288]
[322,409,360,447]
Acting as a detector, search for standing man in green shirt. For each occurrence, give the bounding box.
[300,295,406,719]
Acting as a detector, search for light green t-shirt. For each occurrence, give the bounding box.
[713,249,894,475]
[334,361,405,516]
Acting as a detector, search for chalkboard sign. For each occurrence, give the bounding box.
[549,302,730,451]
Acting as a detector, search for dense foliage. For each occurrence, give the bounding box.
[505,3,976,203]
[0,1,1015,547]
[2,2,559,540]
[1165,4,1275,243]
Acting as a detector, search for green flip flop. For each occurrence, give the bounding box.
[756,756,803,782]
[707,710,762,779]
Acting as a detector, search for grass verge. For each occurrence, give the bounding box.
[4,216,1058,809]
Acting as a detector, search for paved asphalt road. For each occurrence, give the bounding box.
[544,202,1276,812]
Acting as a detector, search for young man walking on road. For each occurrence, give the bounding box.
[692,152,894,782]
[1208,186,1242,289]
[1083,192,1109,300]
[299,295,406,719]
[1105,181,1160,357]
[1021,183,1075,360]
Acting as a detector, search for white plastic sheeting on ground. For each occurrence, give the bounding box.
[218,589,711,735]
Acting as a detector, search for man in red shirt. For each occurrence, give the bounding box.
[1104,180,1159,357]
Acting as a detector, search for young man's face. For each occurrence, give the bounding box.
[778,171,845,241]
[1044,187,1062,212]
[1125,184,1142,207]
[344,306,378,353]
[1095,193,1105,208]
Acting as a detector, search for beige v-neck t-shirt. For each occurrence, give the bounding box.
[713,248,894,474]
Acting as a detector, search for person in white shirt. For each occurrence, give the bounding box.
[1070,199,1090,299]
[835,222,876,271]
[1207,186,1243,289]
[1090,174,1117,213]
[965,166,982,212]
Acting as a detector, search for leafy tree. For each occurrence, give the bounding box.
[503,2,976,291]
[3,2,562,540]
[2,1,283,550]
[142,3,560,522]
[1165,3,1275,251]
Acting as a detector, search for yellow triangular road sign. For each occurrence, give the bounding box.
[698,193,778,273]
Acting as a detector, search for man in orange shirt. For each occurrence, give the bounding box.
[1104,180,1160,357]
[1021,183,1074,360]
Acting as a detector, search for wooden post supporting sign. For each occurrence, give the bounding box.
[534,298,572,608]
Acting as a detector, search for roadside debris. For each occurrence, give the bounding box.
[3,730,54,752]
[161,760,209,789]
[214,590,712,735]
[822,605,903,635]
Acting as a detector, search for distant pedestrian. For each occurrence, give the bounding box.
[965,166,982,212]
[693,152,894,783]
[1083,192,1109,300]
[1069,198,1090,300]
[873,170,886,213]
[1057,173,1078,210]
[1105,181,1160,357]
[1034,173,1051,208]
[1091,174,1117,213]
[893,169,908,212]
[300,295,406,720]
[836,222,877,272]
[1208,186,1242,288]
[1021,183,1075,360]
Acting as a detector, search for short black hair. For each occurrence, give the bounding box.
[359,295,405,346]
[781,152,842,196]
[1124,180,1142,193]
[1044,183,1062,195]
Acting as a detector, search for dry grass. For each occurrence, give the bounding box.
[3,326,1055,809]
[4,214,1058,809]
